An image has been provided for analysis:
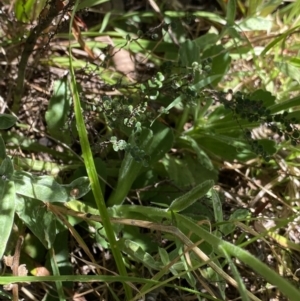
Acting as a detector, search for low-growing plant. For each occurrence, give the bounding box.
[1,0,300,300]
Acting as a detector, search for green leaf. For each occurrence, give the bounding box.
[16,196,57,249]
[62,177,91,199]
[107,128,153,206]
[179,136,214,170]
[194,134,253,161]
[13,172,69,203]
[179,39,200,67]
[45,79,73,144]
[0,114,17,129]
[0,157,14,180]
[158,247,178,276]
[190,74,223,91]
[0,180,16,259]
[194,33,219,52]
[249,89,276,107]
[14,0,46,22]
[275,61,300,83]
[14,174,90,203]
[0,136,6,160]
[247,0,263,16]
[202,45,231,87]
[120,239,162,270]
[161,154,195,187]
[269,94,300,114]
[76,0,109,11]
[147,123,174,165]
[168,180,214,212]
[221,209,249,236]
[237,16,273,31]
[211,188,223,224]
[259,0,283,17]
[226,0,236,26]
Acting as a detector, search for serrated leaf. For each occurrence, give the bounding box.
[168,180,214,212]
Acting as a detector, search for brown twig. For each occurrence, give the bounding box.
[11,235,24,301]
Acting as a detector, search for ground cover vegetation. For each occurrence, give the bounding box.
[1,0,300,300]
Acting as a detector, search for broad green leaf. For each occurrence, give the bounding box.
[237,16,273,31]
[15,196,57,249]
[168,180,214,212]
[0,114,17,129]
[194,33,219,52]
[194,134,253,161]
[14,0,46,22]
[158,247,178,276]
[179,39,200,67]
[259,0,283,17]
[14,172,69,203]
[179,136,214,170]
[62,177,90,199]
[151,95,184,126]
[120,239,162,270]
[107,128,153,206]
[275,61,300,83]
[161,154,195,187]
[147,123,174,165]
[249,89,276,108]
[221,209,249,236]
[45,79,73,144]
[0,180,16,259]
[247,0,264,16]
[14,173,89,202]
[202,45,231,87]
[0,157,14,180]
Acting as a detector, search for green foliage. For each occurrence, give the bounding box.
[2,1,300,300]
[45,78,74,144]
[0,118,90,256]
